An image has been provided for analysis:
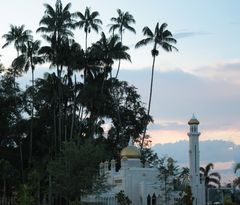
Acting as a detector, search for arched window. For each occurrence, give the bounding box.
[147,194,151,205]
[191,126,194,132]
[152,193,156,205]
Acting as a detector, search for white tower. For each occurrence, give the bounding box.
[188,115,204,205]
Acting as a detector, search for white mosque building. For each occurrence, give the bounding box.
[82,115,205,205]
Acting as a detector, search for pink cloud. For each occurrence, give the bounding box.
[148,127,240,145]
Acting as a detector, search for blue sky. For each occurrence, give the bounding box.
[0,0,240,147]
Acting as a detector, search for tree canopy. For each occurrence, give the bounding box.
[0,1,181,204]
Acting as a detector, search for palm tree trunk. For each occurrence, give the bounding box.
[29,67,34,165]
[58,104,62,150]
[85,31,88,52]
[48,174,52,205]
[64,101,68,141]
[115,60,121,78]
[3,179,6,204]
[115,33,123,78]
[53,105,57,155]
[19,141,24,183]
[58,78,63,150]
[70,80,77,139]
[141,55,156,149]
[37,179,40,205]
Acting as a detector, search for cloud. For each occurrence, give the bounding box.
[18,64,240,148]
[153,140,240,183]
[153,140,240,164]
[119,68,240,145]
[148,118,186,130]
[174,31,209,39]
[193,60,240,85]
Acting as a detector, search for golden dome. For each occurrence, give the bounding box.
[120,145,141,159]
[188,115,200,125]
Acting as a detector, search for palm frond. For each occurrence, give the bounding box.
[135,38,152,48]
[124,25,136,34]
[209,172,221,180]
[12,55,26,71]
[205,163,214,175]
[142,26,154,37]
[234,163,240,173]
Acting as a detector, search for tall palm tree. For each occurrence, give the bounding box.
[12,39,45,164]
[2,24,32,56]
[12,40,45,89]
[2,25,32,101]
[75,7,102,51]
[135,22,178,148]
[200,163,221,205]
[38,1,75,154]
[91,32,131,79]
[84,32,131,138]
[37,0,74,78]
[109,9,136,78]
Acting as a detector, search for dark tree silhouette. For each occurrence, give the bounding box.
[135,22,178,149]
[75,7,102,51]
[109,9,136,78]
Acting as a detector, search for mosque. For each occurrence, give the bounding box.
[82,115,205,205]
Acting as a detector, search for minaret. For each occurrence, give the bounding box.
[188,115,201,205]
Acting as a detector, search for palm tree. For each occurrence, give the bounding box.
[75,7,102,51]
[178,167,190,186]
[2,24,32,56]
[12,39,45,164]
[135,22,178,148]
[2,25,32,102]
[91,32,131,79]
[200,163,221,205]
[109,9,136,78]
[37,0,74,78]
[12,40,45,89]
[83,32,131,138]
[38,1,75,154]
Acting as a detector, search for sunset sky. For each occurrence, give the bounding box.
[0,0,240,148]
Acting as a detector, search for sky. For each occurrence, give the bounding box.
[0,0,240,176]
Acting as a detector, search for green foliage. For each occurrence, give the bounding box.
[17,184,35,205]
[48,139,108,201]
[180,186,194,205]
[158,157,180,205]
[0,159,14,180]
[0,1,176,203]
[115,190,132,205]
[224,194,234,205]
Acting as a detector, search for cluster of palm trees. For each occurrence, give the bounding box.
[0,1,179,203]
[2,0,178,151]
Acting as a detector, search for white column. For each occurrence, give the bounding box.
[188,115,201,205]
